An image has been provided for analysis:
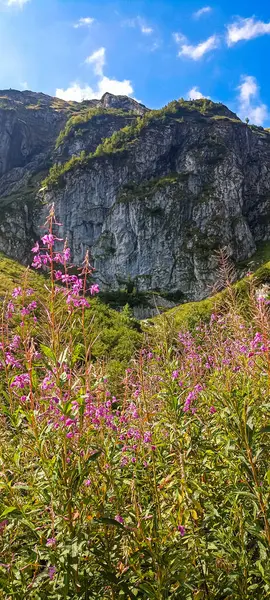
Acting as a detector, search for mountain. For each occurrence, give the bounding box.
[1,88,270,307]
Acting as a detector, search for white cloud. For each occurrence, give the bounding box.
[56,77,133,102]
[227,17,270,46]
[6,0,30,6]
[124,16,153,35]
[187,86,209,100]
[238,75,257,104]
[178,34,218,60]
[56,47,133,102]
[141,25,153,34]
[85,47,106,76]
[237,75,268,125]
[193,6,212,19]
[55,84,95,102]
[74,17,94,29]
[95,76,133,97]
[173,32,187,44]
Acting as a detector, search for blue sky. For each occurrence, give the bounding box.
[1,0,270,125]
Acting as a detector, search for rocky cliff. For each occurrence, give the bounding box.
[0,89,270,304]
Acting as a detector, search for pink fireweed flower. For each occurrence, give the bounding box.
[143,431,152,444]
[27,301,37,311]
[55,270,62,280]
[61,274,71,283]
[32,255,42,269]
[210,406,217,414]
[178,525,186,536]
[90,283,100,296]
[46,538,56,547]
[54,253,64,264]
[41,374,55,391]
[48,566,56,580]
[10,373,30,389]
[26,288,34,296]
[41,234,55,247]
[84,479,91,487]
[5,352,21,368]
[21,307,30,317]
[41,253,51,266]
[0,520,8,533]
[12,287,22,298]
[31,241,39,253]
[115,515,124,525]
[172,370,179,379]
[183,384,203,413]
[6,301,15,319]
[63,248,71,262]
[10,335,21,350]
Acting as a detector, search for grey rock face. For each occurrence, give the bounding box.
[0,90,270,302]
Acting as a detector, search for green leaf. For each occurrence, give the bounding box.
[246,424,254,445]
[40,344,56,364]
[95,517,125,530]
[120,582,137,599]
[138,582,157,598]
[71,343,85,366]
[0,506,20,518]
[258,426,270,435]
[85,450,102,464]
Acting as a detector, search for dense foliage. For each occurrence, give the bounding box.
[1,208,270,599]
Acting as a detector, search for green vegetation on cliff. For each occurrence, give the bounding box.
[55,107,137,149]
[42,98,241,189]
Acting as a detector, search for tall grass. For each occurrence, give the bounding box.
[0,208,269,599]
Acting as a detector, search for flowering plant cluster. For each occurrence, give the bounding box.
[0,207,269,599]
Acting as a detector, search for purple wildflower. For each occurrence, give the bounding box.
[31,242,39,253]
[178,525,186,536]
[32,255,42,269]
[0,520,8,533]
[46,537,56,547]
[12,287,22,298]
[115,515,124,525]
[41,234,55,247]
[10,373,30,389]
[48,566,56,580]
[90,283,100,296]
[63,248,71,262]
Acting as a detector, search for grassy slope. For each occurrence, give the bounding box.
[150,242,270,331]
[0,252,47,297]
[0,253,142,377]
[1,242,270,353]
